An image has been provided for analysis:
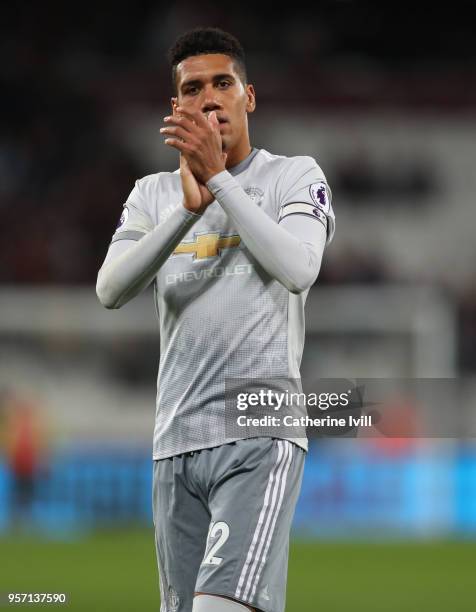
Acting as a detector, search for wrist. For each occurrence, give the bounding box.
[202,165,226,184]
[181,200,205,216]
[206,170,233,194]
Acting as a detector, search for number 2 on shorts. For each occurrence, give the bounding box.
[202,521,230,566]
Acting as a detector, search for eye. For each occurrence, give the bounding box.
[184,86,199,96]
[217,80,231,89]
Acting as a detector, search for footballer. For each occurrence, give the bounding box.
[97,27,335,612]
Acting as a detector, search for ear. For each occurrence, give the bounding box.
[245,84,256,113]
[171,97,178,114]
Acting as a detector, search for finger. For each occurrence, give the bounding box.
[160,125,197,142]
[164,114,198,134]
[208,110,219,130]
[175,106,209,128]
[164,138,194,154]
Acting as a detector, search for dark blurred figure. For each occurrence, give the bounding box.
[2,390,48,529]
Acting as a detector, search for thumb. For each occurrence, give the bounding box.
[180,154,191,174]
[208,111,219,129]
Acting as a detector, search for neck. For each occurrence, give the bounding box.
[224,137,252,169]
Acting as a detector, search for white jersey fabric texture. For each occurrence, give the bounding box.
[102,148,335,459]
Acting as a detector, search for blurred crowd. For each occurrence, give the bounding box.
[1,2,476,371]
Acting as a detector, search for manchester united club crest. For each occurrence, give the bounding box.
[168,586,179,612]
[245,186,264,204]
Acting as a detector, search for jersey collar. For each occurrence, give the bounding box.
[227,147,259,177]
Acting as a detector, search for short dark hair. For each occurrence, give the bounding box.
[168,27,247,90]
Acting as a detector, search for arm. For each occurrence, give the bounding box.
[160,107,333,294]
[206,170,328,294]
[97,129,219,310]
[96,204,200,309]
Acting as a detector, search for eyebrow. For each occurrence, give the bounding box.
[180,73,236,91]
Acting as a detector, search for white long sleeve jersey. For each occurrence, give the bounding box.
[98,148,335,459]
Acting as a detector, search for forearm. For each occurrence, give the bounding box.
[207,171,326,293]
[96,204,200,309]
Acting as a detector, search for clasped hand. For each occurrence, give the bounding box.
[160,105,226,184]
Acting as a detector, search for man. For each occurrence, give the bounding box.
[97,27,335,612]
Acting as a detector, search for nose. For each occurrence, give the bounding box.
[201,85,222,115]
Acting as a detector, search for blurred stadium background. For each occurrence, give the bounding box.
[1,1,475,610]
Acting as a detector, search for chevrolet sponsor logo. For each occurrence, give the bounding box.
[173,233,241,260]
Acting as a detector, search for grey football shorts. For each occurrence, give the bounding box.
[152,437,305,612]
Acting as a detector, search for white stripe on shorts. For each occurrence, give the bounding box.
[235,440,285,599]
[249,441,293,601]
[235,440,293,601]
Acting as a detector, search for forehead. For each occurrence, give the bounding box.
[175,53,238,86]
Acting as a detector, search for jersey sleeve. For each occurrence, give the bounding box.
[110,179,155,244]
[277,156,335,244]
